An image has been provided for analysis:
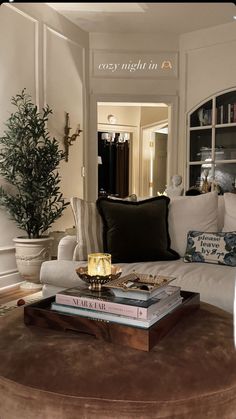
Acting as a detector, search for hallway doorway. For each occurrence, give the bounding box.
[98,131,130,198]
[97,102,169,198]
[140,120,168,196]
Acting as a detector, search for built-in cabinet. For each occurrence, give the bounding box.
[187,89,236,193]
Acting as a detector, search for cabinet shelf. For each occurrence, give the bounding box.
[190,125,212,131]
[190,122,236,130]
[187,89,236,193]
[189,160,236,165]
[215,122,236,128]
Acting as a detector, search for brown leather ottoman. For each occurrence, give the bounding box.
[0,303,236,419]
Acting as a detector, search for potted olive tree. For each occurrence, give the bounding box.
[0,89,68,289]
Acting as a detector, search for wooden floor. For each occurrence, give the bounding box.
[0,287,38,305]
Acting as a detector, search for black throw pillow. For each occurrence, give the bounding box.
[96,196,180,263]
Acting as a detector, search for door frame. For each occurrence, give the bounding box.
[86,93,178,202]
[140,118,168,196]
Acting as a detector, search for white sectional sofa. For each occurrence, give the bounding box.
[40,192,236,314]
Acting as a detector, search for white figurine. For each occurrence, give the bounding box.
[198,109,208,126]
[201,169,211,193]
[165,174,184,197]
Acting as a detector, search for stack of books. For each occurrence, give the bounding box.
[51,273,183,329]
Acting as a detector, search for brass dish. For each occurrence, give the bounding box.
[76,265,122,291]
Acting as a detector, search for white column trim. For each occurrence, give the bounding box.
[4,3,39,107]
[43,24,87,198]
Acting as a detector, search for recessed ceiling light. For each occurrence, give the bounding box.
[233,16,236,20]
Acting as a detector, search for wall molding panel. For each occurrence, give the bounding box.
[0,246,16,272]
[4,3,40,106]
[42,23,86,230]
[0,246,21,288]
[43,24,85,107]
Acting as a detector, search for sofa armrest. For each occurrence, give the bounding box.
[57,235,77,260]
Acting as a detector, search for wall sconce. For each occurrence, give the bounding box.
[64,112,83,162]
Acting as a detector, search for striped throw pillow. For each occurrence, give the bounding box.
[70,198,103,261]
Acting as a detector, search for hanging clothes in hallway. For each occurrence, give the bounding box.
[115,140,129,198]
[98,132,129,198]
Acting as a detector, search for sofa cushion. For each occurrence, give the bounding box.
[70,198,103,261]
[168,192,218,257]
[217,195,225,231]
[223,193,236,232]
[96,196,179,263]
[40,258,236,313]
[184,231,236,266]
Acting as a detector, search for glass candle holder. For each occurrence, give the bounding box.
[88,253,111,277]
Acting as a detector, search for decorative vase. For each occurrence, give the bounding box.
[13,237,53,290]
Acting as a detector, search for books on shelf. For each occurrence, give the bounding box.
[51,297,183,329]
[55,285,181,320]
[216,103,236,124]
[103,272,176,301]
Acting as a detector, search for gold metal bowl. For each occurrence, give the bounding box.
[75,265,122,291]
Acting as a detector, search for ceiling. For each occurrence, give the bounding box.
[47,3,236,35]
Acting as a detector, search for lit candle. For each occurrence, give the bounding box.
[88,253,111,276]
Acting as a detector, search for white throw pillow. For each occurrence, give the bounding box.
[223,193,236,232]
[168,192,218,257]
[70,198,103,261]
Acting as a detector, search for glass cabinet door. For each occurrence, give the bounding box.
[187,90,236,194]
[190,100,212,128]
[215,126,236,161]
[190,129,212,162]
[214,163,236,193]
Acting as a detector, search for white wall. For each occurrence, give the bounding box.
[0,3,89,288]
[178,22,236,186]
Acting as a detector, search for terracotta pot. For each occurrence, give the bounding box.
[13,237,53,289]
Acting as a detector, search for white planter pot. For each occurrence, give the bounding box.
[13,237,53,289]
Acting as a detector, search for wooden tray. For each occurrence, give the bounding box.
[24,291,200,352]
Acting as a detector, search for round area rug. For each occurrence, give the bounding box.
[0,303,236,419]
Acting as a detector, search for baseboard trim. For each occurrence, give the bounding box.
[0,246,15,253]
[0,269,18,277]
[0,271,22,290]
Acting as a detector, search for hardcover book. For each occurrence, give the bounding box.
[51,297,183,329]
[55,285,181,320]
[103,272,176,301]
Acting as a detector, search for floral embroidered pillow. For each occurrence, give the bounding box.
[184,231,236,266]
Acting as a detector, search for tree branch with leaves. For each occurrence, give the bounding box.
[0,89,69,238]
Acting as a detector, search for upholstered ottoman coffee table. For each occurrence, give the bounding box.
[0,303,236,419]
